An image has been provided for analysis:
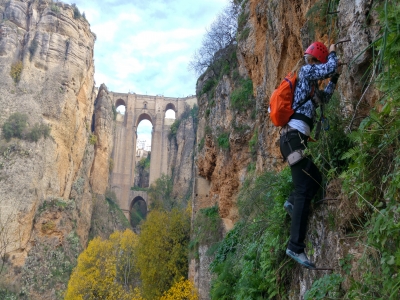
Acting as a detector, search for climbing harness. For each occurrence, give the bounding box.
[281,128,307,166]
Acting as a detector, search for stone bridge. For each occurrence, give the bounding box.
[109,92,197,222]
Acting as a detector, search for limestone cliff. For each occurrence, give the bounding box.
[191,0,381,298]
[0,1,122,298]
[168,108,197,201]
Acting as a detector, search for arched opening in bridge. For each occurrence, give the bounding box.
[135,113,153,188]
[165,103,176,119]
[115,98,126,115]
[130,197,147,228]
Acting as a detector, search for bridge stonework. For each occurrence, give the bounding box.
[109,92,197,216]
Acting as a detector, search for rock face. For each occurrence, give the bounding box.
[0,1,120,298]
[168,112,197,201]
[90,84,114,194]
[191,0,381,298]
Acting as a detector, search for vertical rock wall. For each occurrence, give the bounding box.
[192,0,381,298]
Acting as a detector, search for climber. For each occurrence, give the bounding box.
[280,41,340,269]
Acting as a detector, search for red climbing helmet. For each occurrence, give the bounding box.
[304,42,329,63]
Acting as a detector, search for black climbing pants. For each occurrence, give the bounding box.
[280,130,322,254]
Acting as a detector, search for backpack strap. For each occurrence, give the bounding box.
[292,80,316,111]
[290,80,317,130]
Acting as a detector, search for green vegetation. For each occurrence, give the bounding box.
[189,205,223,259]
[136,155,150,171]
[237,11,249,32]
[237,27,250,41]
[248,129,258,159]
[130,186,148,192]
[147,174,179,211]
[89,134,97,145]
[50,3,60,14]
[304,273,343,300]
[136,208,191,299]
[201,78,217,95]
[168,119,181,140]
[72,4,81,19]
[130,200,147,227]
[168,105,198,140]
[104,190,130,229]
[306,2,400,297]
[28,39,38,61]
[198,137,205,151]
[26,123,51,142]
[217,132,230,150]
[112,104,117,120]
[210,169,293,299]
[2,113,27,140]
[10,61,23,83]
[230,78,254,111]
[1,113,51,142]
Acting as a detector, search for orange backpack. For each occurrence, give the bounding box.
[269,72,297,127]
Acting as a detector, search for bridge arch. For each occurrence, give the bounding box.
[115,98,126,108]
[136,112,153,128]
[129,196,147,227]
[165,103,177,113]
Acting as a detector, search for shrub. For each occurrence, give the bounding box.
[160,277,199,300]
[41,221,56,233]
[248,129,258,159]
[210,169,293,299]
[72,4,81,19]
[237,12,249,32]
[112,104,117,120]
[190,205,222,259]
[230,79,254,111]
[27,123,51,142]
[89,134,97,145]
[28,39,38,61]
[10,61,23,83]
[50,4,60,14]
[2,113,27,141]
[168,119,181,140]
[304,273,343,300]
[201,78,217,96]
[238,27,250,41]
[217,132,230,150]
[137,156,150,170]
[198,137,205,151]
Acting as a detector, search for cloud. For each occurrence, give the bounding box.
[73,0,229,96]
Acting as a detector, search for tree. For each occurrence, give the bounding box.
[65,230,141,300]
[2,113,27,140]
[136,208,191,299]
[160,277,199,300]
[147,174,180,211]
[189,1,240,77]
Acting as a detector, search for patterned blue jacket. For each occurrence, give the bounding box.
[292,52,338,126]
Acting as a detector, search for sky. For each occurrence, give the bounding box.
[73,0,230,97]
[72,0,230,146]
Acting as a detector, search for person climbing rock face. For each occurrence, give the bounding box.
[280,41,340,269]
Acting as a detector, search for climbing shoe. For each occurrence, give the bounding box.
[286,249,316,269]
[284,200,293,218]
